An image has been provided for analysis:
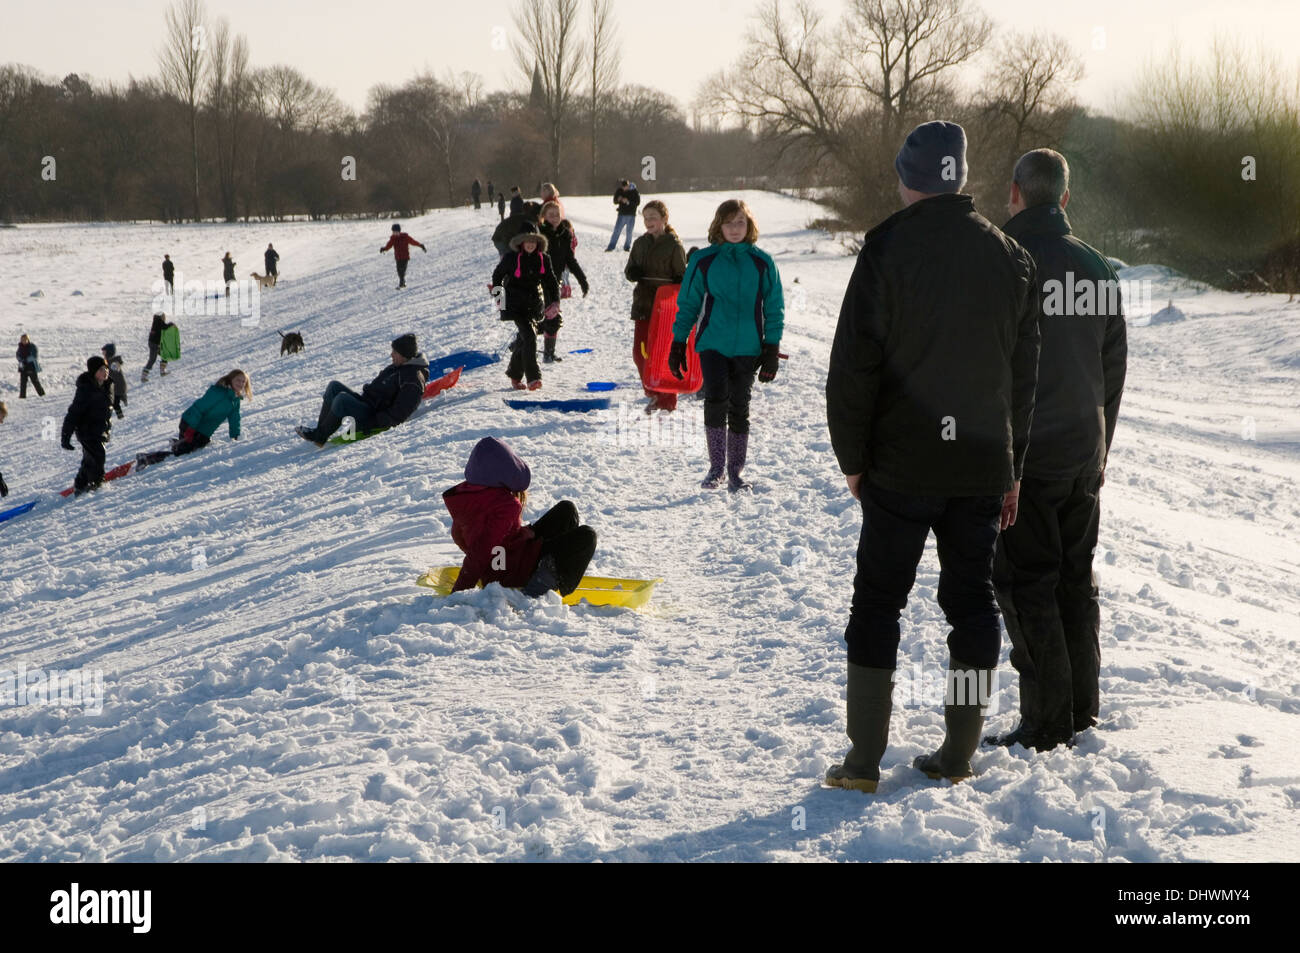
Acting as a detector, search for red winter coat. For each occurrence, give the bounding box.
[443,483,544,591]
[381,232,426,261]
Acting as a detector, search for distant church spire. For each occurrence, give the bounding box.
[530,62,545,108]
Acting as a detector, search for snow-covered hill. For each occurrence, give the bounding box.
[1,192,1296,861]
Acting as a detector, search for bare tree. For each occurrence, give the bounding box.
[158,0,209,220]
[981,32,1084,153]
[840,0,993,140]
[701,0,848,165]
[589,0,619,192]
[208,19,252,222]
[512,0,586,180]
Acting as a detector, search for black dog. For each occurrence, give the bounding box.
[278,330,305,355]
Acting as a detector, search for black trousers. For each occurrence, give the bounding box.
[698,349,757,433]
[74,437,107,494]
[846,482,1004,670]
[993,471,1103,740]
[396,259,408,284]
[144,341,166,372]
[19,366,44,397]
[506,316,541,382]
[532,501,597,596]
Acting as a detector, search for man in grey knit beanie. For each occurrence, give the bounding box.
[894,120,968,196]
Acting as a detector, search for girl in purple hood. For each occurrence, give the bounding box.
[443,437,596,596]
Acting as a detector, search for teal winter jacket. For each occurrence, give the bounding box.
[673,242,784,357]
[181,383,242,439]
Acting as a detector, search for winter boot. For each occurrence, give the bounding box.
[726,429,751,492]
[510,378,527,390]
[140,368,149,383]
[528,379,543,391]
[914,660,994,782]
[522,553,561,597]
[159,361,168,377]
[295,425,325,448]
[542,335,562,363]
[825,664,895,793]
[701,426,726,489]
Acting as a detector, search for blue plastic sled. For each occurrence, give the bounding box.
[430,350,499,375]
[586,382,617,391]
[0,500,38,525]
[569,348,594,354]
[505,397,611,412]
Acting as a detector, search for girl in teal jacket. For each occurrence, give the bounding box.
[136,370,249,469]
[669,199,784,490]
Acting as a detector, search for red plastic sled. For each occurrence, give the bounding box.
[422,365,462,400]
[60,460,134,497]
[642,284,702,394]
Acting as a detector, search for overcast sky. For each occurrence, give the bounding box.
[5,0,1299,116]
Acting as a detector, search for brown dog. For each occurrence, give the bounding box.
[278,331,305,355]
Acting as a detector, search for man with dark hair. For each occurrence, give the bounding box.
[988,147,1128,752]
[606,179,640,252]
[296,335,430,446]
[825,120,1041,792]
[380,224,426,289]
[509,186,525,218]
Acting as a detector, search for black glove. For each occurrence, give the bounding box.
[0,473,8,497]
[668,340,688,381]
[61,439,74,451]
[757,343,780,383]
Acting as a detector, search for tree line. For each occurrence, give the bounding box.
[2,0,1296,291]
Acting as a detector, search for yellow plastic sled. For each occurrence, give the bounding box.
[416,566,660,609]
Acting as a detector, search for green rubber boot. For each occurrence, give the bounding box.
[825,663,895,793]
[914,659,994,783]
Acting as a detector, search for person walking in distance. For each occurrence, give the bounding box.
[264,244,279,279]
[141,312,172,382]
[606,179,641,252]
[222,252,236,297]
[824,121,1041,792]
[988,148,1128,752]
[16,334,45,398]
[380,223,427,289]
[472,179,483,210]
[162,254,175,293]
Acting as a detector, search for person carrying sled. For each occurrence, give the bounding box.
[823,121,1041,792]
[626,200,687,414]
[61,356,115,495]
[222,252,237,297]
[137,370,249,469]
[443,437,597,598]
[142,313,171,382]
[380,224,426,289]
[669,199,783,490]
[16,334,45,398]
[492,224,560,391]
[102,343,127,418]
[538,201,588,363]
[988,148,1127,753]
[296,334,429,446]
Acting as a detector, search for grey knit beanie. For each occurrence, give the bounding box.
[894,121,968,194]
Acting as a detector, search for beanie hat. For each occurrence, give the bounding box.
[391,333,419,359]
[894,121,968,194]
[102,342,117,359]
[87,356,106,373]
[392,223,402,232]
[464,437,531,492]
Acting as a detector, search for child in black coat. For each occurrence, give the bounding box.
[491,224,560,390]
[538,202,589,364]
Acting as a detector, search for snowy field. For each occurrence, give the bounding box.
[0,191,1297,862]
